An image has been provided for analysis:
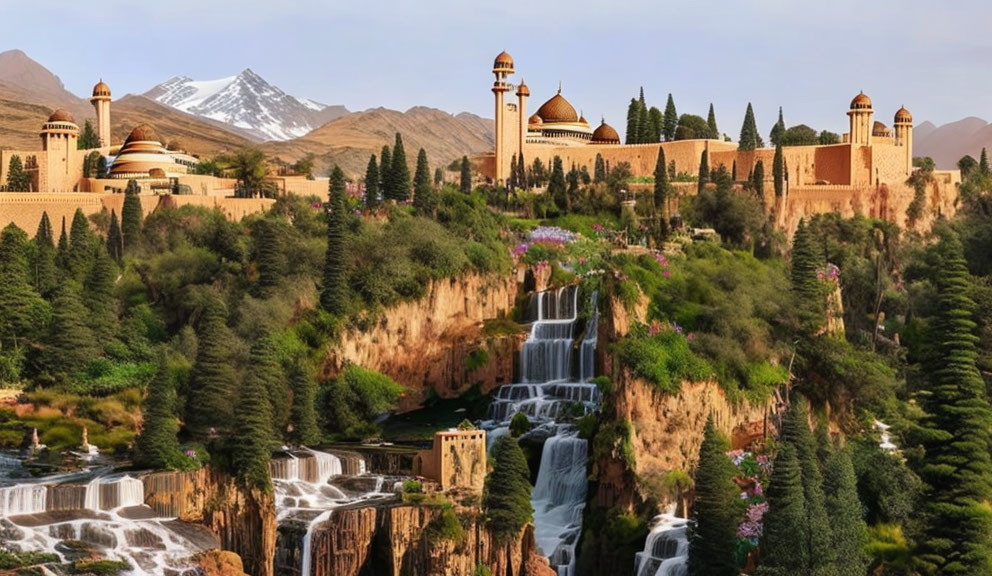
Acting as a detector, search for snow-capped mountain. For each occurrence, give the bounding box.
[143,69,348,141]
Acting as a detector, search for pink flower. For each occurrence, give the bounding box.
[662,270,671,278]
[687,332,695,342]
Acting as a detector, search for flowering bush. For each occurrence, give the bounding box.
[816,263,840,285]
[528,226,576,245]
[725,449,771,563]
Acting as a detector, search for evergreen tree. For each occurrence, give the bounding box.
[508,154,518,190]
[32,212,57,297]
[67,208,93,281]
[791,219,825,332]
[753,160,766,201]
[252,218,286,297]
[739,103,760,150]
[379,145,392,199]
[706,103,719,139]
[231,353,274,493]
[484,436,533,542]
[773,144,785,197]
[770,107,786,147]
[822,444,868,576]
[84,245,118,348]
[516,152,527,189]
[654,147,669,218]
[916,231,992,575]
[433,166,443,187]
[697,150,709,194]
[412,148,436,215]
[460,156,472,194]
[96,155,108,179]
[56,217,69,270]
[648,106,664,142]
[288,359,320,446]
[731,160,737,182]
[980,147,990,176]
[121,180,143,252]
[187,298,238,438]
[135,351,183,470]
[320,166,348,315]
[244,335,287,444]
[106,209,122,263]
[594,154,607,183]
[625,98,640,144]
[0,224,48,352]
[663,93,678,141]
[687,417,740,576]
[78,120,100,149]
[364,154,380,209]
[390,133,410,201]
[756,444,809,576]
[42,284,98,377]
[6,155,29,191]
[548,156,567,213]
[637,88,651,144]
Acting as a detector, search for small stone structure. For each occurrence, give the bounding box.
[413,428,487,492]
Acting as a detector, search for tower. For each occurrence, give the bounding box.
[40,110,79,192]
[893,106,913,176]
[516,81,529,165]
[492,51,514,184]
[90,80,112,148]
[847,91,873,147]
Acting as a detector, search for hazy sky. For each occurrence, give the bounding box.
[3,0,990,136]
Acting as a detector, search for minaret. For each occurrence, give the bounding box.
[40,110,79,192]
[492,51,514,184]
[516,80,529,165]
[847,91,874,147]
[90,79,112,148]
[893,106,913,176]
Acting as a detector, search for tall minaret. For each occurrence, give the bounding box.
[847,91,874,147]
[90,80,112,148]
[492,51,514,184]
[516,80,529,164]
[893,106,913,177]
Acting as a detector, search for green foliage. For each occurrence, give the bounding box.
[687,167,765,249]
[823,444,868,576]
[770,107,785,147]
[780,125,820,147]
[6,154,30,191]
[230,343,275,492]
[663,93,678,142]
[41,284,97,379]
[70,559,132,575]
[473,565,493,576]
[509,412,532,438]
[389,133,411,201]
[364,154,380,209]
[134,351,184,470]
[615,323,711,393]
[460,156,472,194]
[403,479,423,493]
[676,114,712,141]
[576,507,650,576]
[465,348,489,372]
[288,359,320,446]
[548,156,567,213]
[484,435,533,542]
[756,444,808,576]
[78,119,100,149]
[688,417,741,576]
[321,166,349,315]
[738,103,761,151]
[696,150,709,194]
[427,505,465,544]
[413,148,436,216]
[187,297,237,438]
[773,144,785,197]
[319,365,404,439]
[707,103,719,139]
[121,180,143,252]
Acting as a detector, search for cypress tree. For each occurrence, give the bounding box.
[773,144,785,197]
[548,156,567,213]
[288,359,321,446]
[252,218,286,297]
[56,217,69,270]
[980,147,990,176]
[121,180,143,252]
[648,106,663,142]
[231,353,274,493]
[516,152,527,189]
[739,103,760,150]
[0,224,48,351]
[484,436,533,542]
[625,98,640,144]
[6,155,29,191]
[594,154,607,183]
[32,212,57,297]
[770,107,786,147]
[187,298,237,438]
[687,417,740,576]
[390,133,410,201]
[84,245,118,348]
[106,209,122,263]
[508,154,518,190]
[67,208,93,281]
[379,145,392,199]
[654,147,669,216]
[637,88,651,144]
[756,444,809,576]
[460,155,472,194]
[697,150,709,194]
[320,166,348,315]
[916,231,992,575]
[822,444,868,576]
[413,148,435,216]
[753,160,766,201]
[706,103,719,139]
[663,94,678,142]
[433,167,443,187]
[78,120,100,150]
[731,160,737,182]
[42,284,98,377]
[791,219,824,332]
[96,155,108,179]
[135,351,183,470]
[364,154,380,209]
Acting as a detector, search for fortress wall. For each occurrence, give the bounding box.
[871,143,912,184]
[521,140,733,179]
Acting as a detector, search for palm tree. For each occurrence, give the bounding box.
[224,148,271,198]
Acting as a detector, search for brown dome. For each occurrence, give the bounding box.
[850,91,872,110]
[894,106,912,124]
[528,113,543,125]
[591,120,620,144]
[536,92,579,123]
[125,124,160,144]
[493,51,514,72]
[92,80,111,98]
[872,121,891,137]
[47,109,75,123]
[166,140,184,151]
[578,114,588,126]
[516,81,530,97]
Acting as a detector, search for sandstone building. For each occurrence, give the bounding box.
[413,428,487,492]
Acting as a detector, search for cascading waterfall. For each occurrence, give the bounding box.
[633,515,689,576]
[485,285,600,576]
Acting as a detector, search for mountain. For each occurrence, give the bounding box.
[261,106,495,177]
[914,117,992,169]
[144,70,349,142]
[112,95,253,156]
[0,49,93,121]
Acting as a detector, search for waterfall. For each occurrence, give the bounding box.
[0,483,47,516]
[633,515,689,576]
[485,286,599,576]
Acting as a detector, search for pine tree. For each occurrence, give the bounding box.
[78,120,100,150]
[687,417,740,576]
[187,298,238,438]
[773,144,785,197]
[625,98,640,144]
[654,147,669,217]
[637,88,651,144]
[244,334,287,443]
[508,154,518,190]
[0,224,48,351]
[516,152,527,189]
[5,155,30,191]
[649,106,663,142]
[433,167,443,187]
[980,147,990,176]
[594,154,607,183]
[42,284,98,377]
[739,103,760,150]
[822,444,868,576]
[756,444,809,576]
[364,154,380,209]
[231,354,274,493]
[770,107,786,147]
[379,145,392,199]
[56,217,69,270]
[288,359,320,446]
[413,148,436,216]
[84,245,118,348]
[32,212,57,297]
[252,218,286,297]
[791,219,825,332]
[106,209,122,263]
[484,436,533,542]
[67,208,93,281]
[135,351,183,470]
[663,94,678,142]
[548,156,567,213]
[697,150,709,194]
[916,231,992,575]
[320,166,348,315]
[121,180,143,252]
[96,156,108,179]
[753,160,766,201]
[731,160,737,182]
[390,133,410,201]
[460,156,472,194]
[706,103,719,139]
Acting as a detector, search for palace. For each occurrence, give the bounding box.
[481,52,960,235]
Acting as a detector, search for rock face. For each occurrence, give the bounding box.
[142,468,276,576]
[329,273,522,411]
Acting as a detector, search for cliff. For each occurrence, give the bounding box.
[328,272,523,411]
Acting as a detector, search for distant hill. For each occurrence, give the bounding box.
[914,117,992,169]
[0,49,93,120]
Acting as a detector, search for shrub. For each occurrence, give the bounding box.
[509,412,532,437]
[70,559,132,575]
[427,505,465,544]
[465,348,490,372]
[615,324,712,393]
[403,479,423,493]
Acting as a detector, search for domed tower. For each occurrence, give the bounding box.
[40,109,80,192]
[492,51,514,183]
[90,80,112,148]
[894,106,913,175]
[847,91,874,147]
[516,80,529,165]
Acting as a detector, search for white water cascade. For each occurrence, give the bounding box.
[634,515,689,576]
[486,286,600,576]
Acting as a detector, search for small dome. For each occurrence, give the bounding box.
[578,114,588,126]
[516,81,530,97]
[591,120,620,144]
[125,124,160,144]
[92,80,111,98]
[850,91,872,110]
[47,109,75,123]
[536,92,579,124]
[528,113,543,125]
[493,51,514,72]
[894,106,912,124]
[166,140,184,152]
[872,121,891,137]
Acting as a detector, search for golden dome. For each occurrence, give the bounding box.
[124,124,160,144]
[47,109,75,123]
[92,80,111,98]
[516,81,530,97]
[850,91,872,110]
[493,51,514,72]
[872,121,891,137]
[528,113,543,125]
[536,91,579,123]
[894,106,912,124]
[578,114,588,126]
[166,140,184,152]
[591,120,620,144]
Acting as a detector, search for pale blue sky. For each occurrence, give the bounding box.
[3,0,990,135]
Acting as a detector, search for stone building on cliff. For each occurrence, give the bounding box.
[481,51,960,235]
[413,427,487,492]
